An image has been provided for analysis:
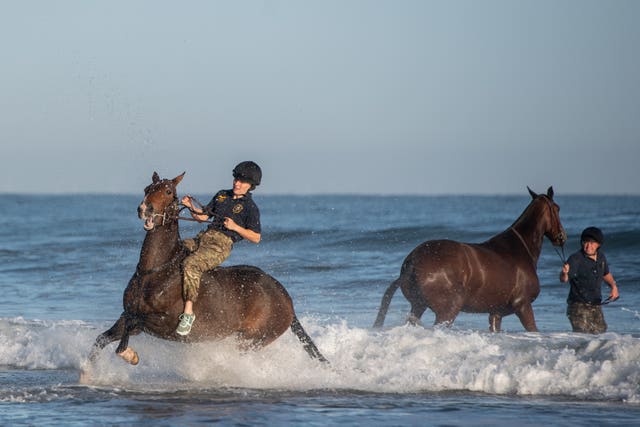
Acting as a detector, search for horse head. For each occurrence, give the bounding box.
[138,172,185,231]
[527,186,567,247]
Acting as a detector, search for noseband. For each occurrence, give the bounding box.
[144,190,179,228]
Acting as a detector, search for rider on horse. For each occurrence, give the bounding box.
[177,161,263,336]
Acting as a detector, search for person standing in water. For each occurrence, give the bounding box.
[559,226,619,334]
[176,161,262,336]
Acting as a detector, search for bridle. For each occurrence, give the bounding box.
[539,195,567,264]
[149,210,171,227]
[142,182,181,228]
[144,189,218,227]
[512,195,566,264]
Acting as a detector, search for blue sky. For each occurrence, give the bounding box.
[2,1,639,195]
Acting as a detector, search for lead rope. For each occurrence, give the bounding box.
[554,245,566,265]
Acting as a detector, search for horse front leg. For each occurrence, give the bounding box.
[81,314,129,383]
[488,313,502,332]
[115,321,140,365]
[515,303,538,332]
[88,314,127,362]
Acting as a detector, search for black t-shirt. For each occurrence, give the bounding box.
[204,190,261,242]
[566,249,609,305]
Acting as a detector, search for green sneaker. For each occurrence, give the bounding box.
[176,313,195,336]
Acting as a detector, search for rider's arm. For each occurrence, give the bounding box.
[559,263,570,282]
[181,195,210,222]
[603,273,619,300]
[224,218,261,243]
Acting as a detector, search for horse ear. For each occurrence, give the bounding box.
[173,172,186,186]
[152,172,160,183]
[547,186,554,200]
[527,186,537,199]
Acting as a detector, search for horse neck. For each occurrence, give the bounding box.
[507,199,548,261]
[138,221,182,272]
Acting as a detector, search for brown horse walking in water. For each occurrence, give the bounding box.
[86,172,327,367]
[373,187,566,332]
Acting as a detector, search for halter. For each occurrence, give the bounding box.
[512,195,566,265]
[136,195,182,276]
[538,195,567,264]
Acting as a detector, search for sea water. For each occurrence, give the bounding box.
[1,194,639,425]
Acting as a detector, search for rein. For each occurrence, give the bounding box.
[177,206,214,224]
[176,195,225,224]
[510,227,536,264]
[553,245,567,265]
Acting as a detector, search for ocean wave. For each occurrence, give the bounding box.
[1,317,639,403]
[605,229,640,251]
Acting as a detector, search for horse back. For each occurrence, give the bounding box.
[192,265,295,341]
[206,265,293,301]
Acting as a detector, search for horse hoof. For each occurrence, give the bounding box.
[118,347,140,365]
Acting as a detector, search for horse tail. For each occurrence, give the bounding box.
[373,277,402,328]
[290,315,329,364]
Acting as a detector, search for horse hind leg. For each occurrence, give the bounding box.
[431,299,463,328]
[407,301,428,326]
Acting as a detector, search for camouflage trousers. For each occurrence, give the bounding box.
[566,302,607,334]
[182,230,233,303]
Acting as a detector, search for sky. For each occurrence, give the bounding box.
[1,1,639,195]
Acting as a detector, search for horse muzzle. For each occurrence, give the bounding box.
[552,231,567,247]
[138,202,156,231]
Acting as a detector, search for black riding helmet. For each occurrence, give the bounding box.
[233,161,262,189]
[581,226,604,245]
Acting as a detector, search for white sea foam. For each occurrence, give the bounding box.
[1,316,639,402]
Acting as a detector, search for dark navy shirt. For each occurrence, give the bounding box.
[204,190,261,243]
[566,249,609,305]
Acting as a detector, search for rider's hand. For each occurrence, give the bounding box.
[223,217,237,231]
[181,195,193,208]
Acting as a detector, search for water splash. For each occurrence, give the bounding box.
[2,317,639,402]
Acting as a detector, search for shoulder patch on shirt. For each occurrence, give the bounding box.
[216,194,228,203]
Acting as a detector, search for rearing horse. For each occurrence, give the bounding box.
[86,172,327,367]
[373,187,566,332]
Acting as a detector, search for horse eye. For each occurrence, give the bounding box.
[166,189,173,195]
